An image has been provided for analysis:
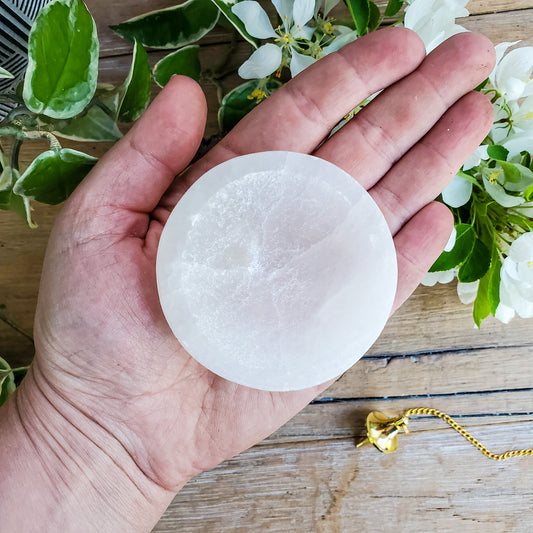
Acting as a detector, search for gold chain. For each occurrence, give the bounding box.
[404,407,533,460]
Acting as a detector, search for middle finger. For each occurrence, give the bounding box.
[315,32,495,189]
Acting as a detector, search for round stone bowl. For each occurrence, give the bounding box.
[157,151,397,391]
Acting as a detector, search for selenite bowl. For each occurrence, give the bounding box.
[156,151,397,391]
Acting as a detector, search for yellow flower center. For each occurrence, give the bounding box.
[281,33,294,44]
[247,89,267,102]
[488,171,501,184]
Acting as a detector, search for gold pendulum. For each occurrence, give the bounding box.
[357,407,533,460]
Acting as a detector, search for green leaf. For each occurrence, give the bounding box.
[49,106,122,142]
[474,78,489,92]
[524,183,533,201]
[503,163,533,192]
[384,0,404,16]
[0,67,14,79]
[368,1,381,31]
[0,168,34,226]
[0,166,12,191]
[487,144,509,161]
[111,0,219,49]
[0,356,16,407]
[457,169,479,185]
[153,45,201,87]
[473,271,491,328]
[488,249,502,316]
[13,149,97,205]
[346,0,370,36]
[209,0,259,49]
[429,223,475,272]
[458,237,491,283]
[94,84,121,117]
[118,40,151,123]
[23,0,99,119]
[218,80,282,132]
[520,150,531,169]
[500,161,521,183]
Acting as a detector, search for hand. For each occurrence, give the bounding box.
[4,28,495,531]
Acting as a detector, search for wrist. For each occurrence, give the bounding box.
[0,363,180,532]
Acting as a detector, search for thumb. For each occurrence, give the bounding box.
[68,75,207,217]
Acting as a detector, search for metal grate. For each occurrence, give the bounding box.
[0,0,49,118]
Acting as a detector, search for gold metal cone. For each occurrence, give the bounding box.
[365,411,409,453]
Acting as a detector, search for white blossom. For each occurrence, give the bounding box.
[421,269,456,287]
[403,0,469,53]
[442,174,473,208]
[483,174,525,208]
[421,228,457,286]
[238,43,283,79]
[490,42,533,104]
[495,232,533,322]
[290,49,317,77]
[491,94,533,151]
[457,280,479,304]
[463,145,489,171]
[233,0,316,79]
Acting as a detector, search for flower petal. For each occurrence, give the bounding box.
[489,41,520,86]
[232,1,277,39]
[463,145,488,171]
[483,176,525,207]
[421,269,456,287]
[272,0,293,31]
[293,0,315,28]
[457,280,479,304]
[321,30,358,56]
[290,50,316,77]
[292,24,314,39]
[404,0,469,53]
[503,133,533,160]
[496,47,533,97]
[442,174,473,208]
[505,77,527,102]
[507,282,533,318]
[444,226,457,252]
[507,231,533,262]
[237,44,283,79]
[495,302,515,323]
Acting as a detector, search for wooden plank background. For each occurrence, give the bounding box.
[1,1,532,531]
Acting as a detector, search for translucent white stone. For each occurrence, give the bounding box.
[156,151,397,391]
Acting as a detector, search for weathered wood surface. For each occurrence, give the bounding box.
[0,1,532,532]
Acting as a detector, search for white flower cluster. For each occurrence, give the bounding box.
[232,0,356,79]
[425,38,533,323]
[232,0,470,81]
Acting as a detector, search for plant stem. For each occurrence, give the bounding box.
[10,138,21,171]
[9,366,30,373]
[21,130,61,150]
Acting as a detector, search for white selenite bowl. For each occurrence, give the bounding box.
[156,151,397,391]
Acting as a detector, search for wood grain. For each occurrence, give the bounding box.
[156,424,533,533]
[83,0,533,58]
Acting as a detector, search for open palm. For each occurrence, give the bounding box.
[25,27,494,513]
